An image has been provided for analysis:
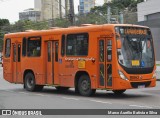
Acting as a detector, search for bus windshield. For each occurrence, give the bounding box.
[116,27,154,69]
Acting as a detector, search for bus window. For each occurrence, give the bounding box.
[55,42,59,62]
[61,35,65,56]
[66,33,88,56]
[27,37,41,57]
[22,38,27,56]
[13,45,16,62]
[99,40,104,62]
[107,40,112,62]
[5,39,11,58]
[18,44,21,62]
[48,42,51,62]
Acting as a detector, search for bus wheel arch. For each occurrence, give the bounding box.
[23,69,43,91]
[74,71,95,96]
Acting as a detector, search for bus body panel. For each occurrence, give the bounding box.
[3,24,156,92]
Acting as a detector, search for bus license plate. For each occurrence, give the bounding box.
[138,85,145,88]
[132,60,140,66]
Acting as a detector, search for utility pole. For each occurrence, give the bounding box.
[69,0,75,25]
[51,0,54,26]
[107,1,111,24]
[119,11,124,24]
[65,0,69,18]
[59,0,62,19]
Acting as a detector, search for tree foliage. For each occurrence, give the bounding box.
[91,0,144,15]
[0,19,10,52]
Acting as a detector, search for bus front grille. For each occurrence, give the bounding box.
[130,81,151,88]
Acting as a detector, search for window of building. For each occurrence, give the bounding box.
[5,39,11,58]
[66,33,89,56]
[27,37,41,57]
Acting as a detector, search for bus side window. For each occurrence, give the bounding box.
[27,37,41,57]
[18,44,21,62]
[55,42,59,62]
[5,39,11,58]
[22,37,27,56]
[47,42,51,62]
[66,33,88,56]
[13,44,16,62]
[107,40,112,62]
[61,35,65,56]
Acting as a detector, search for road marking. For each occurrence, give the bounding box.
[18,92,30,95]
[129,105,153,108]
[89,99,112,104]
[33,93,47,97]
[2,90,14,93]
[62,97,79,101]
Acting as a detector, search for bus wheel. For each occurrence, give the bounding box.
[24,72,43,92]
[112,90,126,95]
[55,87,69,91]
[78,75,95,96]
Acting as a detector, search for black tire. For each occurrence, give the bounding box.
[112,90,126,95]
[55,87,69,91]
[78,75,96,96]
[24,72,43,92]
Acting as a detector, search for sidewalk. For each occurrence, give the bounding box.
[156,65,160,81]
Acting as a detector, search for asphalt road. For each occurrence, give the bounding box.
[0,67,160,118]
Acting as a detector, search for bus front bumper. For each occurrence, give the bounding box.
[113,78,156,90]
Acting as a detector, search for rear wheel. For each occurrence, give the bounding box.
[112,90,126,95]
[78,75,95,96]
[24,72,43,91]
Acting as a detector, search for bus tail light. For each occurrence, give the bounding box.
[118,70,128,81]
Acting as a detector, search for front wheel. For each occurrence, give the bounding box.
[24,72,43,92]
[112,90,126,95]
[78,75,96,96]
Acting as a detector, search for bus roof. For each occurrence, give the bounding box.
[4,24,149,38]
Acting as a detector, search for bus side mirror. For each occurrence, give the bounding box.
[117,40,122,49]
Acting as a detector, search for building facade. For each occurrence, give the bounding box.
[34,0,59,20]
[19,8,41,22]
[137,0,160,61]
[79,0,95,14]
[137,0,160,22]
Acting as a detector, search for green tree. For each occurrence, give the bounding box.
[0,19,10,52]
[91,0,144,15]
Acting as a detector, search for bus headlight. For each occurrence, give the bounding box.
[152,71,156,79]
[118,70,128,81]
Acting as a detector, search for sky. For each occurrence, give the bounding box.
[0,0,104,23]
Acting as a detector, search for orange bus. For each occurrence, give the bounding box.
[3,24,156,96]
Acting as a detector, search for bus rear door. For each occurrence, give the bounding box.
[12,42,22,83]
[46,41,59,85]
[98,38,112,89]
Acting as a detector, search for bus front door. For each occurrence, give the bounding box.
[98,39,112,89]
[12,43,22,83]
[46,41,59,85]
